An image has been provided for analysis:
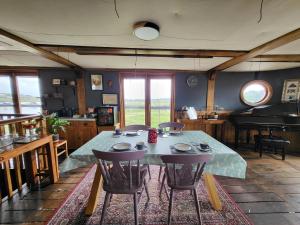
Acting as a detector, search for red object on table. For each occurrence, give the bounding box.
[148,128,158,143]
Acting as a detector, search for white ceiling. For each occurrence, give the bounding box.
[0,0,300,71]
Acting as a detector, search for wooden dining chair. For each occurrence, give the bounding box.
[160,154,212,225]
[92,150,150,225]
[158,122,185,131]
[158,122,185,181]
[124,124,150,131]
[124,124,152,179]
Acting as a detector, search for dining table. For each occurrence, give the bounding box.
[60,130,247,216]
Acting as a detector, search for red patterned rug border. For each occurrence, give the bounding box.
[44,165,94,225]
[46,164,253,225]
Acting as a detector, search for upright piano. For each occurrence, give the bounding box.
[230,102,300,148]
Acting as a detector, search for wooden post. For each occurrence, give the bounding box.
[76,75,87,115]
[3,160,13,198]
[13,157,23,191]
[46,140,59,183]
[24,150,38,188]
[206,71,217,113]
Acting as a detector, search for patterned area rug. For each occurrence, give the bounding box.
[47,165,252,225]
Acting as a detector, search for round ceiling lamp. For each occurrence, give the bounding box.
[133,21,160,41]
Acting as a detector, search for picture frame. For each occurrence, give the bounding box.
[91,74,103,90]
[281,79,300,102]
[102,93,118,105]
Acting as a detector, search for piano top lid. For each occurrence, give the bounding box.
[232,102,300,117]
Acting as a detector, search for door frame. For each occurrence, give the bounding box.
[119,72,175,128]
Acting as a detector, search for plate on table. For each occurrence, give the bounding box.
[169,130,182,136]
[125,131,139,136]
[173,143,192,152]
[112,142,131,151]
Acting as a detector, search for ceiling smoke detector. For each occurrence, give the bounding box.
[133,21,160,41]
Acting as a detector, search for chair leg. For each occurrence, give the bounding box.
[133,193,138,225]
[158,165,162,181]
[193,189,201,225]
[167,189,174,225]
[144,179,150,201]
[159,173,166,198]
[100,192,111,225]
[147,164,151,180]
[259,144,263,158]
[282,147,286,160]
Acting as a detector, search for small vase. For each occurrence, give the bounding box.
[148,128,158,143]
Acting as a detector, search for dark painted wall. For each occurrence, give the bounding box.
[39,69,208,112]
[175,72,207,110]
[39,67,300,113]
[39,69,78,112]
[215,67,300,111]
[83,70,120,108]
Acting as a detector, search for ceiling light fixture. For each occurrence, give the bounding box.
[133,21,160,41]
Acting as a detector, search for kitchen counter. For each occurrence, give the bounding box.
[60,117,96,122]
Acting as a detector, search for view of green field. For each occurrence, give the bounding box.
[125,99,170,128]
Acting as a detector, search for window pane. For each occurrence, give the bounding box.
[243,83,267,104]
[150,79,171,128]
[0,76,14,114]
[17,76,42,114]
[124,79,145,126]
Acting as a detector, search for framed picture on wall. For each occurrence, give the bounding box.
[102,93,118,105]
[282,79,300,102]
[91,74,103,90]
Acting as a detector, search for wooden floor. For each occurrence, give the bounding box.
[1,150,300,225]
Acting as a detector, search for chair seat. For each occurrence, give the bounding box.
[103,166,147,194]
[165,167,198,190]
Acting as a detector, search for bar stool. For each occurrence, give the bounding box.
[53,140,68,173]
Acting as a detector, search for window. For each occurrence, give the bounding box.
[16,76,42,114]
[241,80,272,106]
[0,73,41,114]
[0,76,15,114]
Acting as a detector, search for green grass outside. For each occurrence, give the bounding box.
[125,108,170,128]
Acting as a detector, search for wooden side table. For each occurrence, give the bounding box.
[53,139,68,174]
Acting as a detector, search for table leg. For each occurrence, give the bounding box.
[85,163,103,216]
[203,173,222,211]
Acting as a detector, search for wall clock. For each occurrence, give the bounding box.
[186,75,199,87]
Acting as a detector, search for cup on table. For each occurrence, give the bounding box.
[136,141,144,150]
[200,143,209,149]
[158,128,163,135]
[115,128,121,135]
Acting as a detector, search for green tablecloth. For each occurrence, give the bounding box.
[60,131,247,179]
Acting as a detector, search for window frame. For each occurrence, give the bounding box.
[0,70,40,114]
[240,80,273,106]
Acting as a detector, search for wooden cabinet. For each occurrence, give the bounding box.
[61,119,97,149]
[177,119,225,142]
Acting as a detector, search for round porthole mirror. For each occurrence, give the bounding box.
[240,80,273,106]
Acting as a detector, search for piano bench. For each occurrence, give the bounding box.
[256,135,290,160]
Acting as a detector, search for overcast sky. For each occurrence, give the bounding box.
[124,78,171,100]
[0,76,40,97]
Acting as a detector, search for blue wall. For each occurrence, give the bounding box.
[215,67,300,111]
[39,67,300,113]
[175,72,207,110]
[39,69,78,112]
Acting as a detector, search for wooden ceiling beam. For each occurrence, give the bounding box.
[37,44,246,58]
[249,54,300,62]
[37,44,300,62]
[209,28,300,72]
[0,28,83,71]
